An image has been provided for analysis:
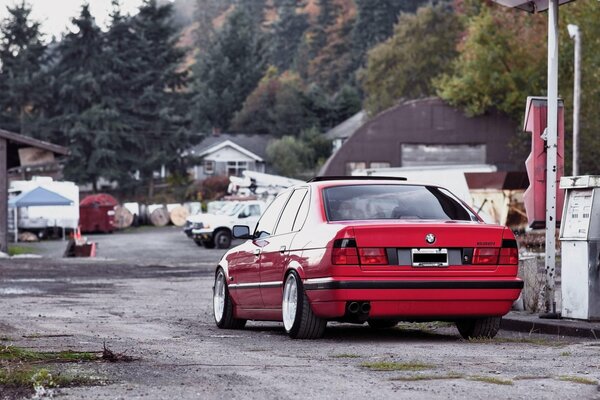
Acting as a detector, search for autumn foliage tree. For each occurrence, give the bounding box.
[360,4,462,116]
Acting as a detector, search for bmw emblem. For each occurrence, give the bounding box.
[425,233,436,244]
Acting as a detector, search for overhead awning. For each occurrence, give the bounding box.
[491,0,574,13]
[9,186,73,207]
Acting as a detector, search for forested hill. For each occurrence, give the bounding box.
[174,0,428,134]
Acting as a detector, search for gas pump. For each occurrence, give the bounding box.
[560,175,600,320]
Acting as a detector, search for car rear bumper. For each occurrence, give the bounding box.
[303,277,523,320]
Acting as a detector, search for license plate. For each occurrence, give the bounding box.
[411,248,448,267]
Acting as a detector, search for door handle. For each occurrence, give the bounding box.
[279,246,286,254]
[253,249,261,257]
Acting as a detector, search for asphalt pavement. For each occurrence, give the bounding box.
[1,227,599,399]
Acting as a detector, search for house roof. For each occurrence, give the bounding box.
[188,133,275,161]
[319,97,520,176]
[324,111,366,140]
[197,140,264,161]
[0,129,69,169]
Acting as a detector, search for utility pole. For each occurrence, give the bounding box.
[544,0,559,315]
[567,24,581,176]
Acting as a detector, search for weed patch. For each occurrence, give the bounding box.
[361,361,435,371]
[390,373,463,381]
[7,245,37,256]
[469,375,513,385]
[330,353,361,359]
[557,375,597,385]
[0,346,98,362]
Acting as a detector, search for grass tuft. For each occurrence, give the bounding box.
[469,375,513,385]
[330,353,361,359]
[361,361,435,371]
[557,375,597,385]
[390,373,463,382]
[0,366,97,389]
[0,346,98,362]
[7,245,37,256]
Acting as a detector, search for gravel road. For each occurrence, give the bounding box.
[1,228,599,399]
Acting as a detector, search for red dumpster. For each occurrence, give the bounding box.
[79,194,118,233]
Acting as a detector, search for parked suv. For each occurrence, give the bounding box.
[184,201,266,249]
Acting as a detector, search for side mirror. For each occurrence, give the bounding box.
[232,225,252,239]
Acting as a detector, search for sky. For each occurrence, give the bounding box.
[0,0,145,40]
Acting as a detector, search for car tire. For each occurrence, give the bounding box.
[455,317,501,339]
[213,268,246,329]
[214,230,232,249]
[367,319,398,329]
[203,240,216,249]
[194,239,204,247]
[282,271,326,339]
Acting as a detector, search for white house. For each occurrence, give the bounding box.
[187,134,275,180]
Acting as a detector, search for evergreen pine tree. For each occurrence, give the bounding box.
[269,0,309,71]
[351,0,427,67]
[0,1,47,135]
[48,5,122,189]
[192,6,266,132]
[128,0,190,196]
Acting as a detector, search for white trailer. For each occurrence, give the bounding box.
[8,177,79,237]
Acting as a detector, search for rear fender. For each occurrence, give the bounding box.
[284,258,305,280]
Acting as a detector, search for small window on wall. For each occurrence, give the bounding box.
[370,162,390,169]
[227,161,248,177]
[203,160,215,175]
[345,162,366,175]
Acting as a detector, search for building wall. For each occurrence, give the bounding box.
[190,145,265,180]
[321,98,521,176]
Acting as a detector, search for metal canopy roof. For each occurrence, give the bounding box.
[491,0,575,13]
[9,186,73,207]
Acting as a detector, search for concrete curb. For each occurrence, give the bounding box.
[502,312,600,339]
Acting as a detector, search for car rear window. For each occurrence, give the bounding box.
[323,184,475,222]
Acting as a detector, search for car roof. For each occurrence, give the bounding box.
[305,177,440,190]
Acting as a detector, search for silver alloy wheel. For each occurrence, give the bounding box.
[213,270,226,323]
[282,274,298,331]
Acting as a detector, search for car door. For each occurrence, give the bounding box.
[226,239,263,309]
[259,188,309,309]
[230,193,291,309]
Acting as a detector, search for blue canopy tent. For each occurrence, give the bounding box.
[9,187,73,242]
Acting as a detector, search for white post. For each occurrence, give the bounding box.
[14,208,18,243]
[544,0,559,314]
[568,24,581,176]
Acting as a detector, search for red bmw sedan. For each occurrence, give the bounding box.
[213,177,523,339]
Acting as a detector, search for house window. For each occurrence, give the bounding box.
[345,162,366,175]
[227,161,248,177]
[370,162,390,169]
[203,160,215,175]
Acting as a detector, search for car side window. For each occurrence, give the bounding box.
[238,206,250,218]
[292,190,310,232]
[254,193,291,238]
[247,204,262,217]
[275,189,308,235]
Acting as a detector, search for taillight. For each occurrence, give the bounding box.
[358,248,388,265]
[499,239,519,265]
[472,248,499,265]
[332,239,388,265]
[332,239,359,265]
[332,247,359,265]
